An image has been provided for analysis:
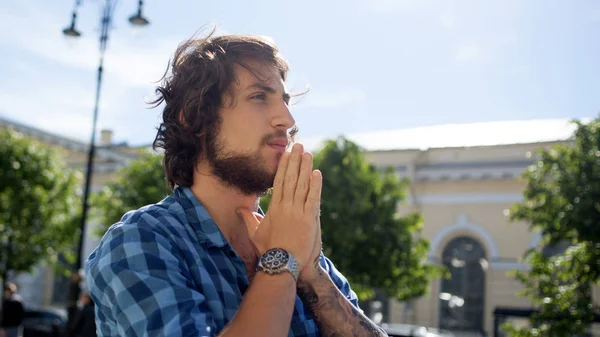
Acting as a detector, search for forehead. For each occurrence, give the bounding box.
[232,60,286,91]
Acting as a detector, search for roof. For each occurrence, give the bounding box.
[299,118,584,152]
[0,115,138,164]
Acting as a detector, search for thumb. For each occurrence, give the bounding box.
[236,208,262,235]
[254,213,264,222]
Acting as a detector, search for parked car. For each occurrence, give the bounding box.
[22,306,67,337]
[381,323,456,337]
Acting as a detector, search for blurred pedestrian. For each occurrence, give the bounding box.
[0,283,25,337]
[68,292,96,337]
[66,270,84,336]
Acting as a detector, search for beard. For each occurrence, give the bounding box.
[205,126,295,196]
[208,148,277,196]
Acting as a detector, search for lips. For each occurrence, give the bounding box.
[267,138,289,150]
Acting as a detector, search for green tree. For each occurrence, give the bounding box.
[261,137,443,300]
[0,128,81,286]
[92,151,170,235]
[503,118,600,336]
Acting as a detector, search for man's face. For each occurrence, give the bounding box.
[207,60,295,195]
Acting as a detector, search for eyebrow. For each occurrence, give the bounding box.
[246,83,291,103]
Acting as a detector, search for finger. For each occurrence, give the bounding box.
[308,217,322,269]
[283,143,304,202]
[315,225,323,264]
[316,221,322,253]
[315,212,322,246]
[294,152,313,206]
[271,151,290,204]
[305,170,322,214]
[237,208,261,236]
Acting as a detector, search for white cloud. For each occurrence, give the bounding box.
[0,79,160,144]
[0,84,97,141]
[0,2,180,89]
[454,43,486,62]
[357,0,419,13]
[439,12,458,28]
[295,87,367,109]
[0,2,183,144]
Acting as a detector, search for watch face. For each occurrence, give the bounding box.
[261,248,289,271]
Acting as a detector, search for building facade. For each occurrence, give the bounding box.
[363,140,600,336]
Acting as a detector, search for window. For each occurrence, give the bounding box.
[439,236,486,332]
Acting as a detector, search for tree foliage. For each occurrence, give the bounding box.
[503,118,600,336]
[92,151,170,235]
[0,128,81,282]
[261,137,443,301]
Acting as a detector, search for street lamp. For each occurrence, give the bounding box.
[62,0,150,274]
[129,0,151,26]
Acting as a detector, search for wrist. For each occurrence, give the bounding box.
[299,262,325,284]
[255,268,297,284]
[257,248,301,282]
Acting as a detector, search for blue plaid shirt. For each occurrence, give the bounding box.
[86,186,362,337]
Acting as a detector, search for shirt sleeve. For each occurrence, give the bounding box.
[318,254,364,314]
[86,213,215,337]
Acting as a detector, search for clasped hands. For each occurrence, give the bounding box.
[237,143,323,282]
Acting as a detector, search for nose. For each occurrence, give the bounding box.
[271,98,295,131]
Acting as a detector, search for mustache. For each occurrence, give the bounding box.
[261,126,298,147]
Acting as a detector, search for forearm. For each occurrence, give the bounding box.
[219,272,296,337]
[297,267,388,337]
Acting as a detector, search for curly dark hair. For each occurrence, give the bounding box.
[151,30,291,189]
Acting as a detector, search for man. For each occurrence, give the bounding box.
[0,283,25,337]
[69,292,97,337]
[86,31,388,337]
[66,270,84,337]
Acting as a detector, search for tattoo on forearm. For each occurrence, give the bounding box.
[297,270,386,337]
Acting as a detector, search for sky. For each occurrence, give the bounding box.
[0,0,598,149]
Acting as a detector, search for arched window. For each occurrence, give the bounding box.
[439,236,486,332]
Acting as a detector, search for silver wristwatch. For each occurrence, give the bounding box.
[256,248,300,282]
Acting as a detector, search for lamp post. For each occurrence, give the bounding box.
[62,0,150,273]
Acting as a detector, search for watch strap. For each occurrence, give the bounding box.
[256,248,300,282]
